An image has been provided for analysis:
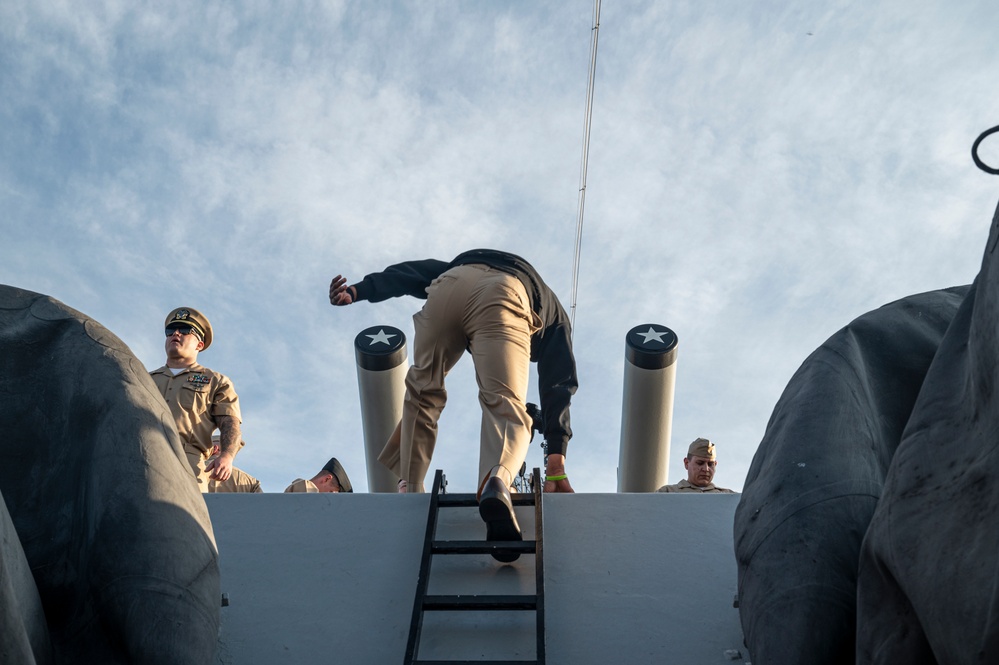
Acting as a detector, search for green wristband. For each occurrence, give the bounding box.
[546,474,568,481]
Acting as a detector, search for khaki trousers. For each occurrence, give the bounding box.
[378,264,542,492]
[185,447,211,493]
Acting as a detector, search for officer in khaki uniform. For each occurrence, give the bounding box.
[149,307,242,492]
[284,457,353,493]
[657,438,736,493]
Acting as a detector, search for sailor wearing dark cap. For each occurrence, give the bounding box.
[657,438,735,493]
[164,306,214,349]
[149,307,243,492]
[284,457,353,493]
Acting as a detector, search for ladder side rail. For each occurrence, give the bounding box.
[404,470,447,665]
[533,468,546,664]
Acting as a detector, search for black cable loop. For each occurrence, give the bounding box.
[972,125,999,175]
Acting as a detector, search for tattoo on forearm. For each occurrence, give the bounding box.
[217,416,241,456]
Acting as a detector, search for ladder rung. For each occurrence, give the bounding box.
[414,660,538,664]
[414,661,538,664]
[422,594,538,611]
[432,540,536,555]
[437,493,537,508]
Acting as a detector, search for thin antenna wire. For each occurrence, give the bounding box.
[569,0,602,339]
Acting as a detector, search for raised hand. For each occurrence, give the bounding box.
[329,275,356,306]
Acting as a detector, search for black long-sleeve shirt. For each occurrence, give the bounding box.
[352,249,577,455]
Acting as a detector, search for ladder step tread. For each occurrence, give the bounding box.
[423,594,538,610]
[438,493,536,507]
[413,660,538,664]
[432,540,536,555]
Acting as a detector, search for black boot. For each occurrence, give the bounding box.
[478,476,522,562]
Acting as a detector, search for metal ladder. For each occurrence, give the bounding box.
[403,468,546,665]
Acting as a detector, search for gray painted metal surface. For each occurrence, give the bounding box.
[208,492,746,664]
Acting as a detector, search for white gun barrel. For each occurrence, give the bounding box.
[617,324,678,492]
[354,325,408,493]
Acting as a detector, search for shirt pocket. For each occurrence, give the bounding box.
[178,383,210,415]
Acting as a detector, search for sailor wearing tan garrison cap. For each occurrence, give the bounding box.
[657,437,735,493]
[149,307,243,492]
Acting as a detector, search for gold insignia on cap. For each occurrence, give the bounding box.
[165,307,213,350]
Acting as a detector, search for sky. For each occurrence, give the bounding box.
[3,0,998,494]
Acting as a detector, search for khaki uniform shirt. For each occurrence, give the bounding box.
[208,465,263,493]
[149,363,241,488]
[656,479,735,493]
[284,478,319,493]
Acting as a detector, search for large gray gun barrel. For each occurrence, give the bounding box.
[617,324,678,492]
[354,325,408,493]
